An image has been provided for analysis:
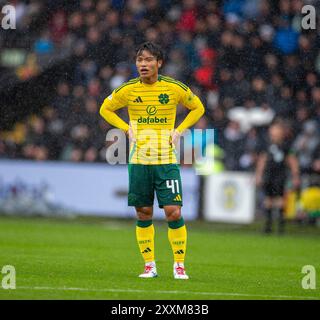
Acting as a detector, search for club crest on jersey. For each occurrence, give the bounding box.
[158,93,169,104]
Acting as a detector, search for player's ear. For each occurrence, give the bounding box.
[157,59,163,69]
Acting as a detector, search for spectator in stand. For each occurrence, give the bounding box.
[221,120,245,171]
[194,48,217,90]
[293,121,320,174]
[49,10,68,44]
[34,30,54,54]
[312,143,320,175]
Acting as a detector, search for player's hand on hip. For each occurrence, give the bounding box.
[127,126,136,143]
[255,175,263,187]
[170,129,181,146]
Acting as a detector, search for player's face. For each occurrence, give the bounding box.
[269,125,285,143]
[136,50,162,80]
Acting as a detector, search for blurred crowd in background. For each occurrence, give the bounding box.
[1,0,320,177]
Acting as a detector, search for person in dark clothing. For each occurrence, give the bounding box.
[255,122,300,234]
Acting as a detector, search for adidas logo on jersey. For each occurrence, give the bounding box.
[133,96,143,103]
[173,194,182,201]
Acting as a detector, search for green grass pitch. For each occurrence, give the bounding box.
[0,216,319,300]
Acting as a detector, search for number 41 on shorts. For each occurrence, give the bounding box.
[166,179,180,194]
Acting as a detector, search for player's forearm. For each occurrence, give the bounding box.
[255,154,266,178]
[176,101,205,134]
[99,105,129,132]
[287,155,300,178]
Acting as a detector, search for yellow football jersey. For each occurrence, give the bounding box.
[100,75,205,164]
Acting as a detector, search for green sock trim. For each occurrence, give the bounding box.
[168,217,185,229]
[136,220,153,228]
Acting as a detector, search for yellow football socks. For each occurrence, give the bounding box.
[168,217,187,263]
[136,220,155,263]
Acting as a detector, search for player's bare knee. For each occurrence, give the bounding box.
[164,206,181,221]
[136,207,153,220]
[264,198,272,209]
[275,197,284,208]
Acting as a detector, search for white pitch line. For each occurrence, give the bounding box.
[16,286,319,300]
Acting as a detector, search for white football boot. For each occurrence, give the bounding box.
[173,262,189,280]
[139,261,158,278]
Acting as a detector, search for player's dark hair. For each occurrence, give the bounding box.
[270,117,286,128]
[136,42,164,61]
